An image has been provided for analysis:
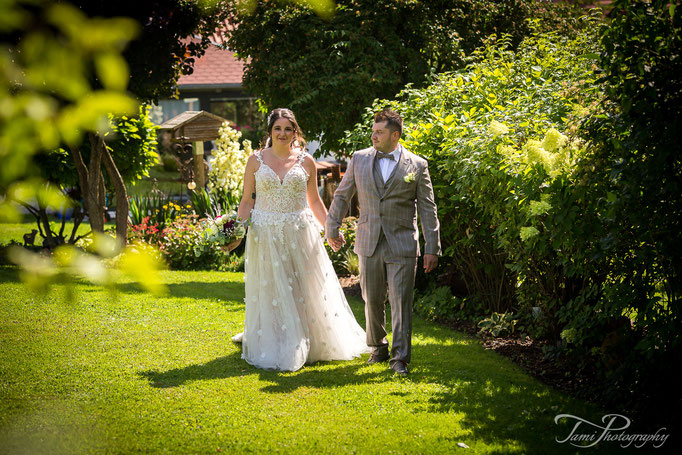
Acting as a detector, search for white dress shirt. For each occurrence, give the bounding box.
[377,144,402,182]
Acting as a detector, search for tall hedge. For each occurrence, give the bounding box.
[344,20,604,333]
[345,7,681,425]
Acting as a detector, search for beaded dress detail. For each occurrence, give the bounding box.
[240,149,370,371]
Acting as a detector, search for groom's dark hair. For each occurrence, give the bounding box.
[374,109,403,137]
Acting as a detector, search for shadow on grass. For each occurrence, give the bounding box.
[116,280,245,309]
[0,266,20,283]
[137,320,612,454]
[138,351,246,388]
[138,352,386,390]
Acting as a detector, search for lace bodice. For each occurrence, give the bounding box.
[251,149,313,229]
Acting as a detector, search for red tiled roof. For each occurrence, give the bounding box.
[177,41,245,88]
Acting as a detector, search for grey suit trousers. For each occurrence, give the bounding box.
[359,230,418,367]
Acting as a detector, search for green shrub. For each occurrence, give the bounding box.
[189,188,235,220]
[414,284,485,322]
[160,153,179,172]
[158,215,233,271]
[341,249,360,276]
[477,312,518,337]
[580,0,682,355]
[345,20,604,324]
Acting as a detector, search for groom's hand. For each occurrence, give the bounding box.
[423,254,438,273]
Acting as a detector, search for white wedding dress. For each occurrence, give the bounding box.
[235,149,370,371]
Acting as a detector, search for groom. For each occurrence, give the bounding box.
[326,109,441,375]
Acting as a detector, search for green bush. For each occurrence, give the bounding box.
[580,0,682,354]
[160,153,179,172]
[477,312,518,338]
[574,0,681,425]
[158,215,237,271]
[345,20,604,324]
[415,284,486,323]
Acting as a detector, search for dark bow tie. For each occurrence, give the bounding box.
[376,151,395,161]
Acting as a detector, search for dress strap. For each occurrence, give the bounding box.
[296,149,306,165]
[255,149,264,164]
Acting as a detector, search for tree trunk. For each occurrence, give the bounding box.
[87,133,104,232]
[69,144,90,214]
[101,138,128,246]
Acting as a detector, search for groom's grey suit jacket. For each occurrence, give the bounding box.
[326,146,441,258]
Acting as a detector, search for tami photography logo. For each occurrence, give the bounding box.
[554,413,669,449]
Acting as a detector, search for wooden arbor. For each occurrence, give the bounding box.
[159,110,228,188]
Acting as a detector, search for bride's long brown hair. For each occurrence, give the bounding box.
[260,108,307,150]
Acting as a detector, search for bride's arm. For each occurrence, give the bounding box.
[237,154,258,221]
[304,155,327,227]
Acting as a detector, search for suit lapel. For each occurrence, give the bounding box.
[367,149,381,198]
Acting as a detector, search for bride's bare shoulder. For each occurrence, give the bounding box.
[245,152,262,171]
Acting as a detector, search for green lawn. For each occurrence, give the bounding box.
[0,267,630,454]
[126,165,186,198]
[0,221,109,246]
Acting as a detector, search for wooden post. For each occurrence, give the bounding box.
[193,141,205,188]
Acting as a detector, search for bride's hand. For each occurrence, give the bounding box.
[226,238,243,252]
[327,233,345,252]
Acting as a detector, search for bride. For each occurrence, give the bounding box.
[229,108,370,371]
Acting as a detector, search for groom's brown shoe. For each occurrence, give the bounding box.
[367,351,389,364]
[391,360,409,376]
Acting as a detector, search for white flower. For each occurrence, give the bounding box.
[529,200,552,216]
[488,120,509,138]
[272,299,278,306]
[281,324,287,331]
[520,226,540,242]
[403,172,416,183]
[541,128,568,152]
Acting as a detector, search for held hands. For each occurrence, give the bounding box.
[326,232,345,252]
[423,254,438,273]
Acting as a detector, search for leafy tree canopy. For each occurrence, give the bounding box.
[227,0,581,155]
[69,0,232,103]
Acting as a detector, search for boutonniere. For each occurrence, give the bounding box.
[403,172,416,183]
